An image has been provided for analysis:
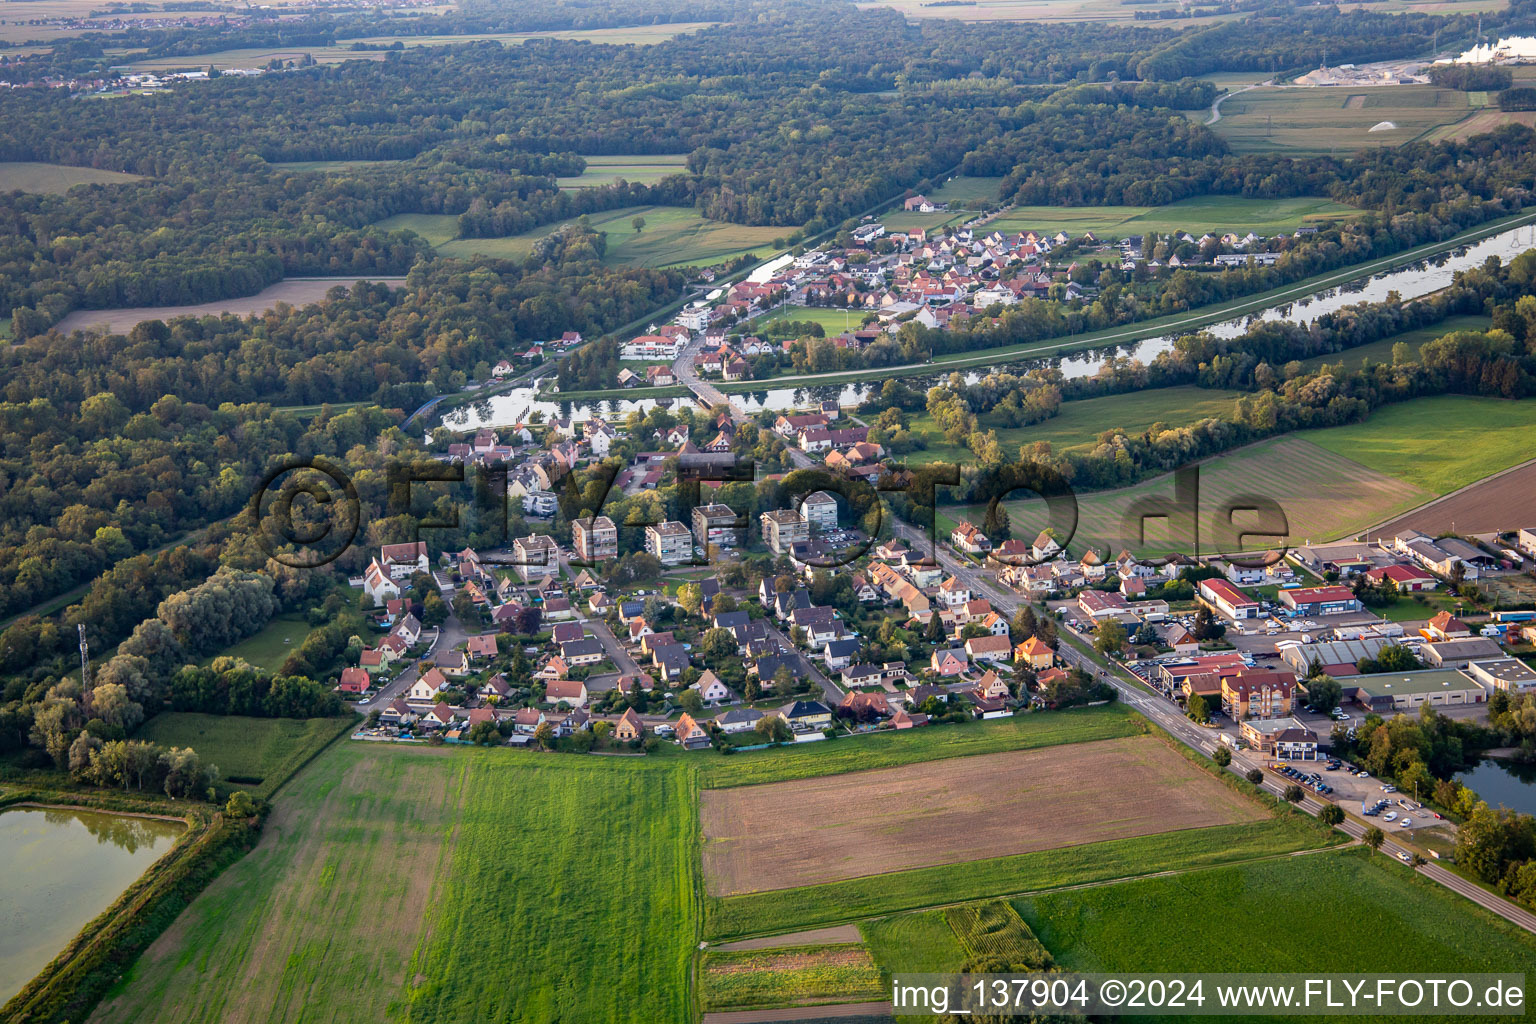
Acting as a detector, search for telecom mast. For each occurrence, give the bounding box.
[78,623,90,688]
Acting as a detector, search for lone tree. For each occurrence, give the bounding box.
[1212,745,1231,767]
[1365,826,1385,855]
[1187,692,1210,723]
[631,215,646,234]
[1094,619,1127,657]
[1320,803,1344,826]
[1284,784,1304,803]
[1245,768,1263,785]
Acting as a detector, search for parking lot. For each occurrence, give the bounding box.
[1267,757,1444,833]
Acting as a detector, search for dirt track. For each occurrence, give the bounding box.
[700,736,1263,897]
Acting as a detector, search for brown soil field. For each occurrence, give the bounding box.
[699,736,1264,897]
[1372,459,1536,537]
[51,277,408,335]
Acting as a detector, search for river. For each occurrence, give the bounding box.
[441,222,1536,431]
[0,806,185,1001]
[1457,757,1536,816]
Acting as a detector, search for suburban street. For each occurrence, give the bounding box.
[761,619,844,704]
[888,521,1536,935]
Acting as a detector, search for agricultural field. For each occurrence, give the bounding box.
[268,158,405,174]
[555,154,690,189]
[696,703,1140,789]
[1297,314,1493,371]
[1018,849,1536,984]
[1378,460,1536,539]
[878,175,1012,230]
[52,276,408,336]
[698,943,885,1011]
[0,161,143,194]
[857,0,1227,24]
[707,812,1335,941]
[1210,85,1485,154]
[984,195,1357,240]
[134,712,353,799]
[944,902,1051,966]
[1299,395,1536,494]
[196,612,313,674]
[91,744,697,1024]
[436,205,785,267]
[374,212,460,247]
[946,434,1431,557]
[701,736,1265,896]
[860,910,968,976]
[904,386,1249,465]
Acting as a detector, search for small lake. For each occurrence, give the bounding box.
[441,222,1536,431]
[0,806,185,1001]
[1456,757,1536,816]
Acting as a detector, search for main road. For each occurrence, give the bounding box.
[887,520,1536,935]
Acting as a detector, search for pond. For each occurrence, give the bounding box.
[1456,757,1536,817]
[442,221,1536,431]
[0,806,185,1001]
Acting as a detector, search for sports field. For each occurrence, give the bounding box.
[0,161,143,193]
[1211,85,1484,154]
[1018,848,1536,978]
[751,304,878,335]
[436,205,785,267]
[134,712,353,799]
[91,744,697,1024]
[555,154,690,189]
[946,434,1431,557]
[701,736,1264,896]
[983,195,1357,240]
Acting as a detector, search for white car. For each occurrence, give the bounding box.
[1383,812,1398,822]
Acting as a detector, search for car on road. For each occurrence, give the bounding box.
[1399,852,1412,863]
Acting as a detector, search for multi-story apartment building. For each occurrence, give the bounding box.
[692,503,743,551]
[571,515,618,563]
[645,521,694,565]
[761,509,810,555]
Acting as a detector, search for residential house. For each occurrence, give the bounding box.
[337,667,370,694]
[545,679,588,708]
[614,707,646,741]
[466,634,498,660]
[965,635,1013,664]
[513,707,546,734]
[782,700,833,731]
[380,541,430,578]
[1014,636,1054,671]
[363,559,402,606]
[715,707,765,734]
[408,668,449,703]
[675,713,712,749]
[652,643,692,683]
[951,521,992,555]
[930,648,968,677]
[823,638,860,671]
[560,637,606,667]
[694,670,733,704]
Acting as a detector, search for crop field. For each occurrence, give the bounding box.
[696,703,1140,790]
[1017,849,1536,987]
[707,813,1335,940]
[92,744,698,1024]
[52,276,408,336]
[437,205,785,267]
[1297,314,1493,371]
[984,195,1357,240]
[1420,109,1536,143]
[904,386,1248,464]
[269,158,406,173]
[1299,395,1536,495]
[857,0,1226,24]
[698,944,885,1011]
[944,902,1051,966]
[133,712,353,799]
[1211,86,1481,154]
[946,435,1431,558]
[0,161,142,193]
[555,154,690,189]
[702,736,1266,897]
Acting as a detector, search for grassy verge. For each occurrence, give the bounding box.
[135,713,356,801]
[696,703,1142,789]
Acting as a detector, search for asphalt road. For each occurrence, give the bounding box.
[761,619,844,704]
[888,520,1536,936]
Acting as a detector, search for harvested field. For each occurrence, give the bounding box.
[700,736,1264,897]
[699,944,885,1011]
[51,277,407,335]
[1372,460,1536,538]
[0,161,142,193]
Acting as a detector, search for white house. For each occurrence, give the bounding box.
[363,559,401,606]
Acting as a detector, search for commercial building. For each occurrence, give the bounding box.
[1278,586,1362,616]
[1200,578,1262,620]
[1348,669,1486,711]
[571,515,617,563]
[761,509,810,554]
[1240,717,1319,760]
[645,521,694,565]
[1421,636,1505,669]
[1464,657,1536,693]
[1279,637,1389,678]
[1221,670,1297,720]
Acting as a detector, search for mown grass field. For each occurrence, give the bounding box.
[375,212,461,247]
[0,161,143,193]
[1297,314,1493,371]
[1018,849,1536,999]
[134,712,354,799]
[860,910,968,976]
[944,434,1431,556]
[1211,85,1482,154]
[436,205,785,267]
[706,813,1336,941]
[1299,395,1536,494]
[984,195,1356,240]
[92,744,698,1024]
[902,386,1248,465]
[749,304,875,335]
[696,703,1141,789]
[197,612,314,674]
[556,154,690,189]
[698,944,885,1011]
